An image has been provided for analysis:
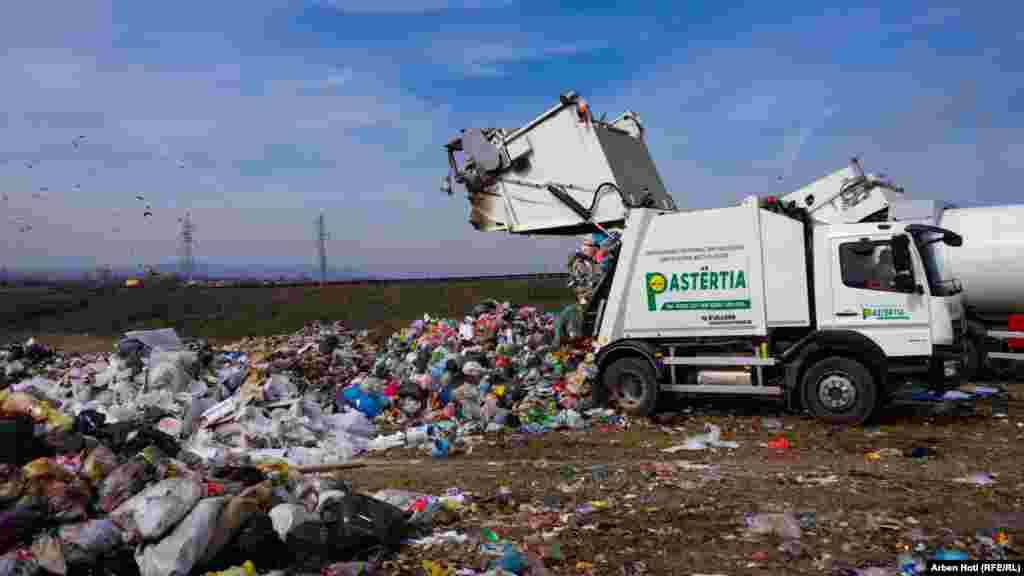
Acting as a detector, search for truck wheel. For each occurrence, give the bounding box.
[800,356,877,425]
[599,357,659,418]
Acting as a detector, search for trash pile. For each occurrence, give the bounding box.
[0,299,618,575]
[567,231,621,308]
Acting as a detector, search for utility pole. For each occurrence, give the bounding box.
[180,211,195,282]
[316,211,328,286]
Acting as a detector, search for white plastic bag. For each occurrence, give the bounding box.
[58,518,123,565]
[264,374,296,402]
[136,497,226,576]
[111,478,204,544]
[326,411,376,439]
[147,351,197,394]
[269,503,315,541]
[682,423,740,450]
[124,328,183,351]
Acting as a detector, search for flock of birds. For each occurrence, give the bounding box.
[2,135,192,236]
[2,136,200,272]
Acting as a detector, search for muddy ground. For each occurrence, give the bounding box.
[336,388,1024,576]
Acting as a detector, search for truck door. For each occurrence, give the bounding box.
[829,234,933,357]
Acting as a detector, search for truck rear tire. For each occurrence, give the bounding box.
[598,357,659,418]
[800,356,877,425]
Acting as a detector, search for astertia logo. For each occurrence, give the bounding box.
[645,272,668,311]
[644,270,751,312]
[862,306,910,320]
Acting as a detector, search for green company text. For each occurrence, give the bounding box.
[645,270,749,312]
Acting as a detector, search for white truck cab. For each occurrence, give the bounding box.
[592,199,963,424]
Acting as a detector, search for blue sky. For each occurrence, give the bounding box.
[1,0,1021,275]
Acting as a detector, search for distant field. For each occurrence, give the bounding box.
[1,277,574,351]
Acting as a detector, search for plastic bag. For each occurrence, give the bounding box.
[264,375,296,402]
[147,351,196,394]
[111,477,204,544]
[123,329,183,352]
[745,512,802,540]
[682,424,740,450]
[213,512,287,572]
[0,549,40,576]
[29,533,65,575]
[199,482,273,567]
[46,477,92,522]
[323,494,409,557]
[136,497,226,576]
[98,457,152,513]
[0,465,25,507]
[22,458,72,484]
[81,444,119,487]
[372,489,435,527]
[283,521,332,571]
[0,498,47,556]
[269,503,315,541]
[58,519,122,565]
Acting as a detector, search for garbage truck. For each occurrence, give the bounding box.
[442,91,979,424]
[780,178,1024,381]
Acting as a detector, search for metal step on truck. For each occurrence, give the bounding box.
[442,91,986,425]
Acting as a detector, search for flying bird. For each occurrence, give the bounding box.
[135,195,145,201]
[144,210,153,218]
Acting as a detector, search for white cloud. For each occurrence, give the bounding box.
[437,41,604,78]
[319,0,514,14]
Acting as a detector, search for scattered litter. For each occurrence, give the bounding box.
[954,472,995,486]
[677,424,740,450]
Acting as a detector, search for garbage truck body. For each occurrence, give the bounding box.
[443,91,973,425]
[783,170,1024,379]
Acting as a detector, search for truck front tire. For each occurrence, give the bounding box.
[598,357,659,417]
[800,356,877,425]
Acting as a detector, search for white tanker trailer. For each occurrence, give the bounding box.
[883,202,1024,379]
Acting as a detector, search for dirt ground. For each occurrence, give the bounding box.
[337,388,1024,576]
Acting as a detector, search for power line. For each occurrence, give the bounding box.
[316,211,328,286]
[180,211,195,281]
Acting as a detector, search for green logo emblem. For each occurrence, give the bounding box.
[862,306,911,320]
[644,269,750,312]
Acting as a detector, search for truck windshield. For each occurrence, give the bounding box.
[911,230,961,297]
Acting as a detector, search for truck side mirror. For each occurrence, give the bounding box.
[891,235,912,272]
[943,231,963,247]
